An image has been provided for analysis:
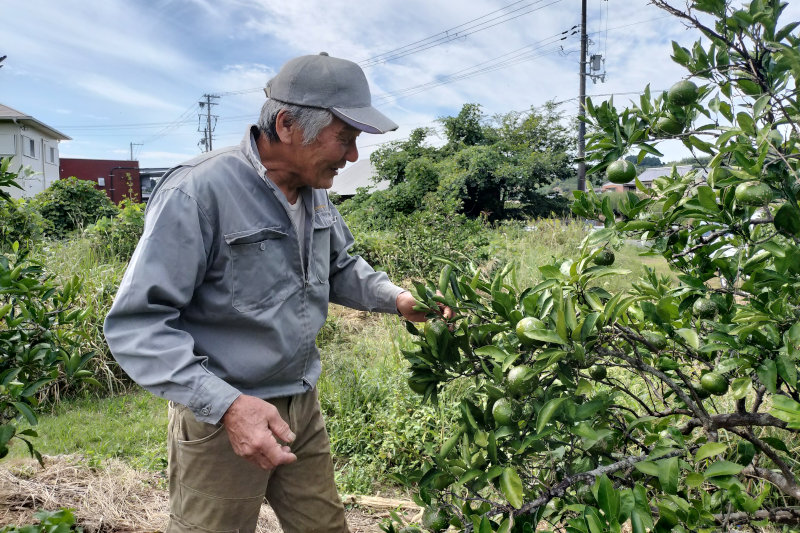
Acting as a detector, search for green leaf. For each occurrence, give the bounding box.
[770,395,800,428]
[474,345,508,362]
[695,442,728,461]
[685,472,705,488]
[596,474,619,522]
[12,402,38,426]
[658,456,679,494]
[500,467,524,509]
[696,186,719,211]
[634,461,660,476]
[777,354,797,388]
[729,377,752,400]
[631,508,647,533]
[757,359,777,393]
[536,397,568,433]
[525,329,567,345]
[705,460,744,478]
[676,328,700,350]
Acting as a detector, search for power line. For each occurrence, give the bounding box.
[359,0,565,68]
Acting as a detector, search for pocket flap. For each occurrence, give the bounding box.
[225,226,287,245]
[313,210,336,229]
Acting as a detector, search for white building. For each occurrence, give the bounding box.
[330,159,389,198]
[0,103,71,199]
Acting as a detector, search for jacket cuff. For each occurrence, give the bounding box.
[377,283,407,315]
[188,377,242,424]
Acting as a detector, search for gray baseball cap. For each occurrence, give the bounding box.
[265,52,398,134]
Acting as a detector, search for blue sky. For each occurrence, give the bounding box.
[4,0,796,169]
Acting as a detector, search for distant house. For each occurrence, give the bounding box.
[0,103,71,198]
[60,158,141,205]
[329,159,389,199]
[139,167,170,202]
[601,165,696,193]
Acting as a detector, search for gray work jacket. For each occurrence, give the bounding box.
[103,127,404,424]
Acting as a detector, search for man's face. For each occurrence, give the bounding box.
[291,117,360,190]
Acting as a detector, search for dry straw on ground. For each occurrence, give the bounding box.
[0,455,404,532]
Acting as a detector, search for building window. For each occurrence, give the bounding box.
[21,135,37,159]
[47,146,56,164]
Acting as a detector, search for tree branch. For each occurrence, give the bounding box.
[680,412,788,434]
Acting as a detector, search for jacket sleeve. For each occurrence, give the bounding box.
[103,186,240,424]
[326,204,405,313]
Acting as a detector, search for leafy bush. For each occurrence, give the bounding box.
[346,194,489,280]
[389,1,800,531]
[85,198,145,261]
[0,197,48,251]
[34,177,118,238]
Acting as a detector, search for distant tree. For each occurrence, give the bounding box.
[624,154,663,168]
[365,102,575,221]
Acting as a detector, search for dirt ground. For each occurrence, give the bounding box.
[0,455,419,532]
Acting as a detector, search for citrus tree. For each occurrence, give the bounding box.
[0,160,98,463]
[388,1,800,531]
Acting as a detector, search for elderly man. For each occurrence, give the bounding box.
[104,53,435,533]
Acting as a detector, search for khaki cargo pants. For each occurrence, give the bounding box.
[166,389,349,533]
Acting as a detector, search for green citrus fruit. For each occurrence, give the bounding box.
[422,506,450,533]
[655,116,685,136]
[606,159,637,184]
[507,365,535,397]
[774,203,800,236]
[589,365,607,380]
[692,384,711,399]
[692,298,717,319]
[700,372,729,396]
[734,181,773,206]
[516,316,545,347]
[593,249,615,266]
[642,331,668,351]
[492,397,515,427]
[667,80,699,106]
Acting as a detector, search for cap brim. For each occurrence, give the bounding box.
[331,106,398,134]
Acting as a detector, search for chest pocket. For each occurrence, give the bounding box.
[225,226,292,312]
[311,209,336,284]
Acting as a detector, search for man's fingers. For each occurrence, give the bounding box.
[265,410,296,444]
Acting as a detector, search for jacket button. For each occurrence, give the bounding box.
[200,407,210,416]
[260,243,266,251]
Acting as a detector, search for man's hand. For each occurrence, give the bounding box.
[222,394,297,470]
[396,290,453,322]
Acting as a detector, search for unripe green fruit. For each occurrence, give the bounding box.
[606,160,636,184]
[700,371,729,396]
[492,397,515,426]
[516,316,545,347]
[655,116,685,136]
[667,80,699,106]
[735,181,773,206]
[507,365,535,397]
[589,365,607,380]
[692,298,717,319]
[642,331,668,351]
[593,249,615,266]
[422,506,450,533]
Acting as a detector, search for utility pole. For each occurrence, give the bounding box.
[198,94,219,152]
[577,0,588,192]
[130,142,142,161]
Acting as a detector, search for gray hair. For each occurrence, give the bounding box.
[258,99,333,145]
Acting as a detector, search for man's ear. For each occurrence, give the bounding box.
[274,109,296,144]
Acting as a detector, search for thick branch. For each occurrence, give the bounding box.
[717,507,800,526]
[680,412,788,434]
[742,465,800,501]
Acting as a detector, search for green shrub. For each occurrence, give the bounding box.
[346,194,489,280]
[33,177,118,238]
[0,197,48,251]
[85,198,145,261]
